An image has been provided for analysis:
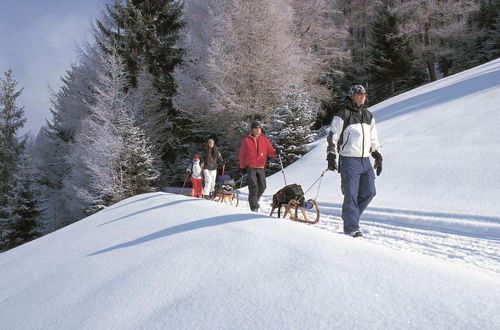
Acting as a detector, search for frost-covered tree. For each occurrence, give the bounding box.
[95,0,187,181]
[128,68,174,182]
[119,115,160,196]
[367,0,426,102]
[31,48,100,229]
[0,150,42,251]
[393,0,478,81]
[64,47,158,215]
[176,0,308,125]
[473,0,500,65]
[0,69,27,207]
[290,0,351,96]
[268,86,318,172]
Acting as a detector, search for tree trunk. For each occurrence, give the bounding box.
[427,57,437,82]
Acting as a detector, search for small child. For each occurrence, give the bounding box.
[187,154,203,198]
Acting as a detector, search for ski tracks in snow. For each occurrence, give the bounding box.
[253,195,500,275]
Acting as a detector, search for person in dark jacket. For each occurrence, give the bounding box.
[202,139,223,199]
[239,121,278,212]
[326,84,383,237]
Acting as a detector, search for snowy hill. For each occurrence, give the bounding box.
[1,60,500,329]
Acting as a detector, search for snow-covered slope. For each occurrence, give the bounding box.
[1,60,500,329]
[260,58,500,273]
[1,192,500,329]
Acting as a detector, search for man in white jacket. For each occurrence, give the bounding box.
[326,85,383,237]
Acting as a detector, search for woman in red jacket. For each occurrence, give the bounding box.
[239,121,277,212]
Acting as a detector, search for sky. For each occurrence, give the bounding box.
[0,0,103,135]
[1,59,499,328]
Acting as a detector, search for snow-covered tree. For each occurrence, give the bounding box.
[473,0,500,65]
[119,115,160,197]
[289,0,351,96]
[0,150,42,251]
[128,68,173,182]
[367,0,426,102]
[64,47,158,215]
[31,47,100,229]
[95,0,187,182]
[268,86,318,172]
[0,69,27,207]
[393,0,478,81]
[176,0,309,125]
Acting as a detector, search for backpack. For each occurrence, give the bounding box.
[272,184,305,217]
[215,174,235,191]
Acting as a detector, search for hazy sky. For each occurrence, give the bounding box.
[0,0,103,135]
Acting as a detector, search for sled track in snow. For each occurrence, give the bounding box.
[255,195,500,275]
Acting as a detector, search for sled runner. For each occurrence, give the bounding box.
[213,174,240,207]
[269,184,320,224]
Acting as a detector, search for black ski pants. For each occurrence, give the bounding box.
[247,167,266,211]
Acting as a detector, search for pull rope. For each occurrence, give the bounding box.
[302,169,328,200]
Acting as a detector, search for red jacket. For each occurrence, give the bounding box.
[239,134,277,169]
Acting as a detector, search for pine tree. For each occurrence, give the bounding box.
[28,46,102,229]
[0,151,42,251]
[95,0,187,183]
[474,0,500,64]
[64,47,159,214]
[367,0,425,103]
[119,115,160,197]
[268,86,318,172]
[0,69,27,207]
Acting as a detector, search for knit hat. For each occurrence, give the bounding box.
[251,121,261,129]
[348,84,367,98]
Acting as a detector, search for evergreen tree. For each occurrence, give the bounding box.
[120,116,160,197]
[367,0,425,103]
[95,0,187,184]
[268,86,318,172]
[474,0,500,64]
[0,151,42,251]
[64,47,158,214]
[28,46,102,229]
[393,0,478,82]
[0,69,27,207]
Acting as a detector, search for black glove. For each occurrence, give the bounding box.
[371,150,383,176]
[327,153,337,171]
[275,147,282,156]
[240,167,247,175]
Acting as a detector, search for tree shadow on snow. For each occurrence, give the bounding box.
[100,193,168,213]
[97,199,199,227]
[87,213,269,256]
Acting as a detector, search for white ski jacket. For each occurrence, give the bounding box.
[187,160,203,179]
[327,99,381,158]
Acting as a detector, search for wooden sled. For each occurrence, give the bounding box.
[269,198,320,224]
[213,189,239,207]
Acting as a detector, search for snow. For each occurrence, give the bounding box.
[2,60,500,329]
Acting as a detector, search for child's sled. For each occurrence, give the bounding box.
[213,174,239,206]
[269,183,320,224]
